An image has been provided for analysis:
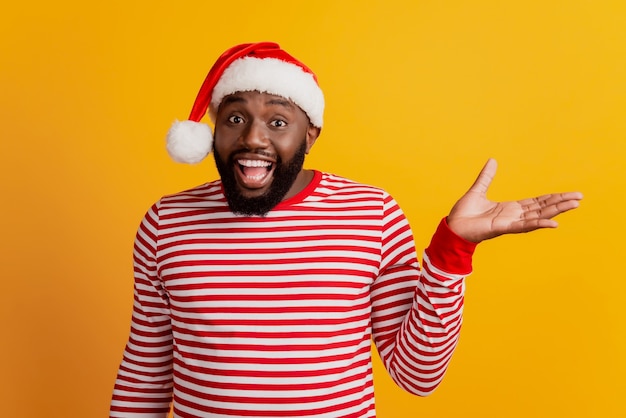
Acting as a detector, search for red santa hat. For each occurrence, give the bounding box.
[166,42,325,164]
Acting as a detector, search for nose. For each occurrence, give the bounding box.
[240,120,270,150]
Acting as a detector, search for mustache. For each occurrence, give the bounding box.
[228,149,278,162]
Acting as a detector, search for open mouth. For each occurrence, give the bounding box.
[236,158,274,189]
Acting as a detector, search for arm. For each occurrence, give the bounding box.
[371,159,582,395]
[110,204,174,418]
[371,196,475,396]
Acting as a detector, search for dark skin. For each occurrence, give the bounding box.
[447,158,583,242]
[213,91,320,201]
[213,91,583,242]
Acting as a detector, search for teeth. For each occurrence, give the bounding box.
[238,159,271,168]
[246,173,266,180]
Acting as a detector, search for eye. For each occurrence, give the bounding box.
[228,115,244,124]
[270,119,287,128]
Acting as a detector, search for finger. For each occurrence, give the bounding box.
[510,218,560,233]
[467,158,498,195]
[518,191,584,206]
[521,199,581,221]
[519,192,584,213]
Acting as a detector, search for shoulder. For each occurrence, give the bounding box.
[157,179,224,207]
[143,180,228,221]
[317,172,390,198]
[139,179,229,230]
[315,173,406,219]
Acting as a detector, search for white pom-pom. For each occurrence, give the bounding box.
[166,120,213,164]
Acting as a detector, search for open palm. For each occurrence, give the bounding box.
[447,159,583,243]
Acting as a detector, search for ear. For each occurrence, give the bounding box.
[305,125,321,154]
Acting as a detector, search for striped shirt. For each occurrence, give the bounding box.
[110,170,475,418]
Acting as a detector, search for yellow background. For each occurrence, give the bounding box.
[1,1,624,417]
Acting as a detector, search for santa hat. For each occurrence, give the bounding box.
[166,42,325,164]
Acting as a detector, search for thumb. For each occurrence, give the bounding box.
[467,158,498,195]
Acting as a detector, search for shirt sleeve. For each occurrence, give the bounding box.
[371,194,476,396]
[110,203,174,417]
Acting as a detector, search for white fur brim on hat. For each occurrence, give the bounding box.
[208,57,325,128]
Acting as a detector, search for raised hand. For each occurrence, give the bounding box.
[446,159,583,243]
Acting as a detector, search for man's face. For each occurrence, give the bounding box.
[212,91,320,216]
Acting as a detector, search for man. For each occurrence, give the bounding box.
[110,42,582,417]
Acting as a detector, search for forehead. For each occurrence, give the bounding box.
[219,90,300,112]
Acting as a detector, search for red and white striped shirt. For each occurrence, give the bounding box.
[111,171,475,418]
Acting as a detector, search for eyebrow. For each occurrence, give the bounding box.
[265,98,295,109]
[220,94,296,110]
[221,96,247,106]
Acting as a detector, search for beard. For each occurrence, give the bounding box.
[213,139,307,217]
